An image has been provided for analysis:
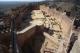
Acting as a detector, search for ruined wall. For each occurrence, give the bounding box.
[31,5,72,53]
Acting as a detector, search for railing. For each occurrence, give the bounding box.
[11,15,20,53]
